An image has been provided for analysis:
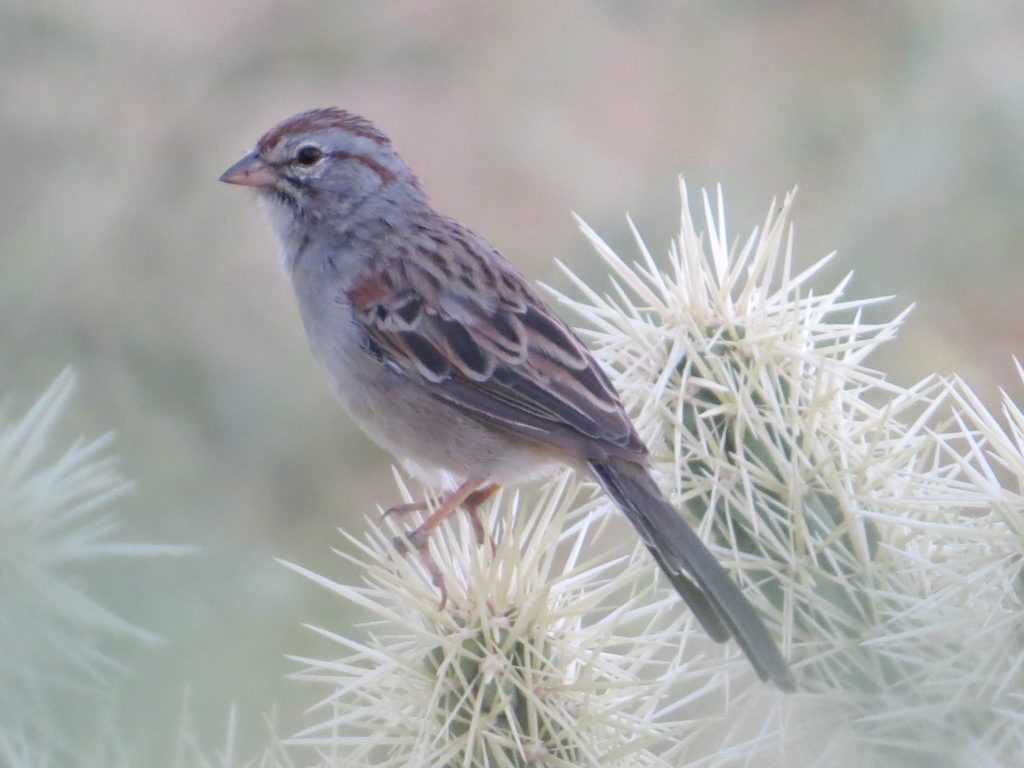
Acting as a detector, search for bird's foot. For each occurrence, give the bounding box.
[393,527,449,610]
[388,478,492,609]
[383,498,434,519]
[461,484,499,548]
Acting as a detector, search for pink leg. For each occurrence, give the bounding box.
[385,484,499,545]
[382,498,435,519]
[392,477,486,609]
[461,484,499,547]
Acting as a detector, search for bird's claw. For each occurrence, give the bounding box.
[393,529,449,611]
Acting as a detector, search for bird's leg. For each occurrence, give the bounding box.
[392,477,485,609]
[462,484,499,547]
[382,498,436,519]
[384,484,499,545]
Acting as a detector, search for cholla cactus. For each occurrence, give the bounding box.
[284,472,688,767]
[0,370,178,745]
[283,182,1023,767]
[554,184,1024,766]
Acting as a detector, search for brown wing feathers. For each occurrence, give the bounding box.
[345,227,645,460]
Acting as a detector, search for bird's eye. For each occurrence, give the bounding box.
[295,145,324,166]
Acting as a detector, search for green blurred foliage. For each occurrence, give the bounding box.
[1,0,1022,757]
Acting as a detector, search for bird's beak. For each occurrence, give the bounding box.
[219,152,278,188]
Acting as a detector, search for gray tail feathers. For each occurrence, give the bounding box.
[590,457,795,691]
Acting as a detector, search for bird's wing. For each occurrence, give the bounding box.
[343,220,646,462]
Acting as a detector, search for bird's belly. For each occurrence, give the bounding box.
[307,316,566,488]
[344,368,566,486]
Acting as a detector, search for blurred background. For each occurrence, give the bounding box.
[2,0,1023,758]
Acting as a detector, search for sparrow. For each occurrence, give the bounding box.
[220,108,794,690]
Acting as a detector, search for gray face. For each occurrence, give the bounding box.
[220,109,427,273]
[256,126,414,220]
[221,108,424,235]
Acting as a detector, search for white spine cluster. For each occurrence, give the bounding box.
[554,183,1024,766]
[284,472,689,767]
[0,370,180,755]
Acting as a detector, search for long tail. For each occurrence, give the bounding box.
[590,456,794,691]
